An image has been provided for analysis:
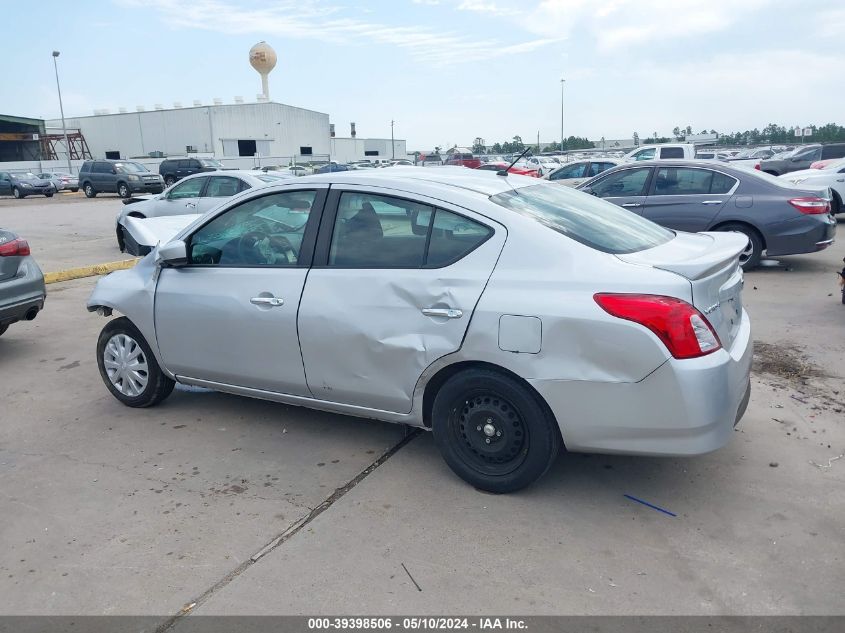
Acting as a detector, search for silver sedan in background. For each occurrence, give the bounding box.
[37,171,79,193]
[116,170,291,255]
[89,168,752,493]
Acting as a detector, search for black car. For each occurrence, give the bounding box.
[78,160,164,199]
[0,171,56,199]
[158,157,223,186]
[759,143,845,176]
[577,160,836,269]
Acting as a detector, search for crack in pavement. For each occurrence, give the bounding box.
[154,428,421,632]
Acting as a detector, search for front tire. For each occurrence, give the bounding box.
[12,187,23,199]
[84,183,97,198]
[717,223,763,270]
[432,369,561,493]
[0,324,8,337]
[96,317,175,408]
[45,192,54,198]
[117,182,131,198]
[164,175,175,187]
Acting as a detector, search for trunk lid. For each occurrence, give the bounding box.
[617,231,747,349]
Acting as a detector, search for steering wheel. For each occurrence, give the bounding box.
[236,231,297,264]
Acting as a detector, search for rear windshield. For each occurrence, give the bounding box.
[490,183,673,254]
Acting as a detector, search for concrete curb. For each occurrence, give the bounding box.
[44,258,139,285]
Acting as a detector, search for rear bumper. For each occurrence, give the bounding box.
[765,215,836,256]
[0,260,46,326]
[529,308,753,456]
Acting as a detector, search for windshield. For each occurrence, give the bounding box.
[13,172,37,179]
[490,183,673,254]
[256,174,288,182]
[200,159,223,168]
[116,162,149,173]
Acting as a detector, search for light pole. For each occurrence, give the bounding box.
[390,119,395,160]
[560,79,565,153]
[51,51,73,175]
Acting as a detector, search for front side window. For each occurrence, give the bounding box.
[328,192,491,268]
[589,167,651,198]
[491,183,672,254]
[205,176,244,198]
[178,160,192,168]
[550,163,587,180]
[189,191,316,266]
[167,177,206,199]
[653,168,714,195]
[588,162,615,177]
[632,148,656,161]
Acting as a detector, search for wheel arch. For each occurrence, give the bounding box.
[710,219,767,249]
[420,360,562,442]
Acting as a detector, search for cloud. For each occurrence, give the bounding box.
[120,0,558,66]
[818,7,845,37]
[457,0,519,17]
[522,0,772,51]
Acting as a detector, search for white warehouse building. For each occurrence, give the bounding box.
[47,101,331,161]
[331,136,407,163]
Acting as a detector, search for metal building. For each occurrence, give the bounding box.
[45,101,330,161]
[331,137,407,163]
[0,114,45,161]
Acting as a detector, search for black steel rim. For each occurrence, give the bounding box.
[449,390,529,476]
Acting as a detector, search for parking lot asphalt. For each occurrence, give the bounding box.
[0,196,843,619]
[0,193,127,274]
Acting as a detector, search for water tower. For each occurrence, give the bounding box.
[249,41,277,101]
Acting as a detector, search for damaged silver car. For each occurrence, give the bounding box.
[88,168,752,492]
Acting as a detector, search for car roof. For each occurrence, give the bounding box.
[297,166,538,198]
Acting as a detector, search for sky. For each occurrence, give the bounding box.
[3,0,844,150]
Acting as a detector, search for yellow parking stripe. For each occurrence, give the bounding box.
[44,258,139,284]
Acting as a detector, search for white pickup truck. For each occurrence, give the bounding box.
[624,143,697,161]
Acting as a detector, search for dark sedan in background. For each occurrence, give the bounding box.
[0,171,56,199]
[0,228,46,337]
[577,160,836,269]
[758,143,845,176]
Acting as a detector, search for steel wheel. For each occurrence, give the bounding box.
[103,333,149,397]
[449,390,529,477]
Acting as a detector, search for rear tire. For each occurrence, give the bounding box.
[832,191,842,216]
[432,369,561,493]
[84,183,97,198]
[0,324,8,337]
[96,317,175,408]
[717,222,763,270]
[71,188,79,193]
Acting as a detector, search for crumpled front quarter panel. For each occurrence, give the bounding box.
[86,254,166,371]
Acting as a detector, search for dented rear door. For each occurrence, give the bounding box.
[297,186,506,414]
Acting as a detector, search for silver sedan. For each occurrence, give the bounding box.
[88,168,753,492]
[116,170,291,255]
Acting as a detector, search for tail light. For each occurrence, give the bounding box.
[754,163,761,170]
[0,238,31,257]
[594,293,722,359]
[788,197,831,215]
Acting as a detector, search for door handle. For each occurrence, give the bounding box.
[621,203,641,208]
[700,200,723,205]
[422,308,463,319]
[250,296,284,307]
[185,201,197,208]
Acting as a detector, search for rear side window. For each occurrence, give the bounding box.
[631,148,655,161]
[588,162,614,177]
[710,171,737,194]
[490,183,672,254]
[205,176,243,198]
[659,147,685,159]
[328,192,490,268]
[550,163,587,180]
[822,145,845,159]
[590,167,651,198]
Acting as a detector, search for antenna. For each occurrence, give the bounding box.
[497,147,532,177]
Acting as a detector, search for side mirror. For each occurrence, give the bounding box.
[580,186,596,196]
[157,240,188,267]
[111,168,117,174]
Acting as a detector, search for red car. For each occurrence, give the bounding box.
[475,162,540,178]
[444,152,482,169]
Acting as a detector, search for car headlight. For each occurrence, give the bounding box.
[22,183,32,188]
[127,175,140,181]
